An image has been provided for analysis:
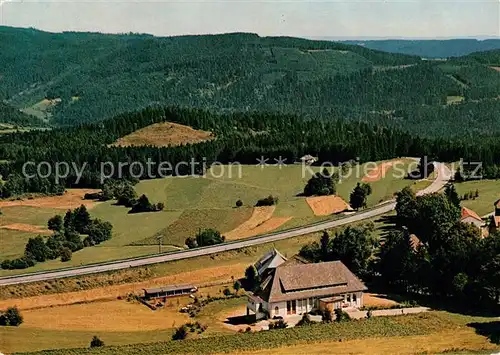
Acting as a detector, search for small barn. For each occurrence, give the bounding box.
[143,284,197,301]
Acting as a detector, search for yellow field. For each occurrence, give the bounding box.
[0,263,247,310]
[22,299,189,332]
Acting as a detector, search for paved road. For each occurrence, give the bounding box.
[0,163,451,286]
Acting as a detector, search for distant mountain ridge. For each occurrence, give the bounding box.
[340,39,500,58]
[1,26,500,139]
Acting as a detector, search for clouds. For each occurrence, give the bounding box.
[0,0,498,38]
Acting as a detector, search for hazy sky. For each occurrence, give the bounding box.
[0,0,499,39]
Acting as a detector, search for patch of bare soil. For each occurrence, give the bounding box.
[0,264,248,310]
[224,207,290,240]
[362,160,403,182]
[0,223,51,234]
[306,195,351,216]
[112,122,215,148]
[490,66,500,72]
[0,189,100,210]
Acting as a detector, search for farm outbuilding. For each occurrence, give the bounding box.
[143,284,197,300]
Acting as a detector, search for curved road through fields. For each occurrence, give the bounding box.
[0,163,451,286]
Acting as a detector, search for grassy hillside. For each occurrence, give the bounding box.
[3,26,500,138]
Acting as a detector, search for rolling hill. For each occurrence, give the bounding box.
[1,27,500,138]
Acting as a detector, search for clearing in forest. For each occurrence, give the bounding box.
[0,189,100,210]
[112,122,215,147]
[223,206,291,240]
[490,66,500,72]
[361,160,403,183]
[306,195,352,216]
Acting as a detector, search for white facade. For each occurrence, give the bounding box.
[462,216,484,229]
[249,291,364,319]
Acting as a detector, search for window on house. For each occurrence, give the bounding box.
[275,306,279,316]
[287,301,291,315]
[347,294,351,302]
[353,294,357,303]
[309,298,314,309]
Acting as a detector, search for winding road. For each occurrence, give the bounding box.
[0,163,451,286]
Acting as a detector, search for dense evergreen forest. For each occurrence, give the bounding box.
[1,106,500,198]
[1,26,500,139]
[342,39,500,58]
[0,103,47,128]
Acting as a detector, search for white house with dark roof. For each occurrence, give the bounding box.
[247,254,367,320]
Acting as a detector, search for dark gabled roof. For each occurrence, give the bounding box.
[254,248,287,276]
[254,261,367,303]
[281,254,310,267]
[143,284,196,294]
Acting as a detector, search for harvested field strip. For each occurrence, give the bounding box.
[136,208,253,246]
[0,263,248,310]
[0,223,51,234]
[21,299,190,332]
[223,206,275,240]
[0,189,100,209]
[112,122,214,148]
[362,160,403,183]
[306,195,351,216]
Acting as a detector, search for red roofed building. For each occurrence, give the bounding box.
[461,207,484,229]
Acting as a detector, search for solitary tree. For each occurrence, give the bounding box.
[236,199,243,208]
[195,229,224,247]
[349,183,372,210]
[244,265,261,291]
[233,280,242,292]
[444,184,461,208]
[60,247,72,262]
[0,307,23,326]
[90,336,104,347]
[185,237,198,249]
[172,325,188,340]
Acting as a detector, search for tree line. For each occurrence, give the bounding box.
[1,205,112,270]
[298,185,500,308]
[1,106,500,198]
